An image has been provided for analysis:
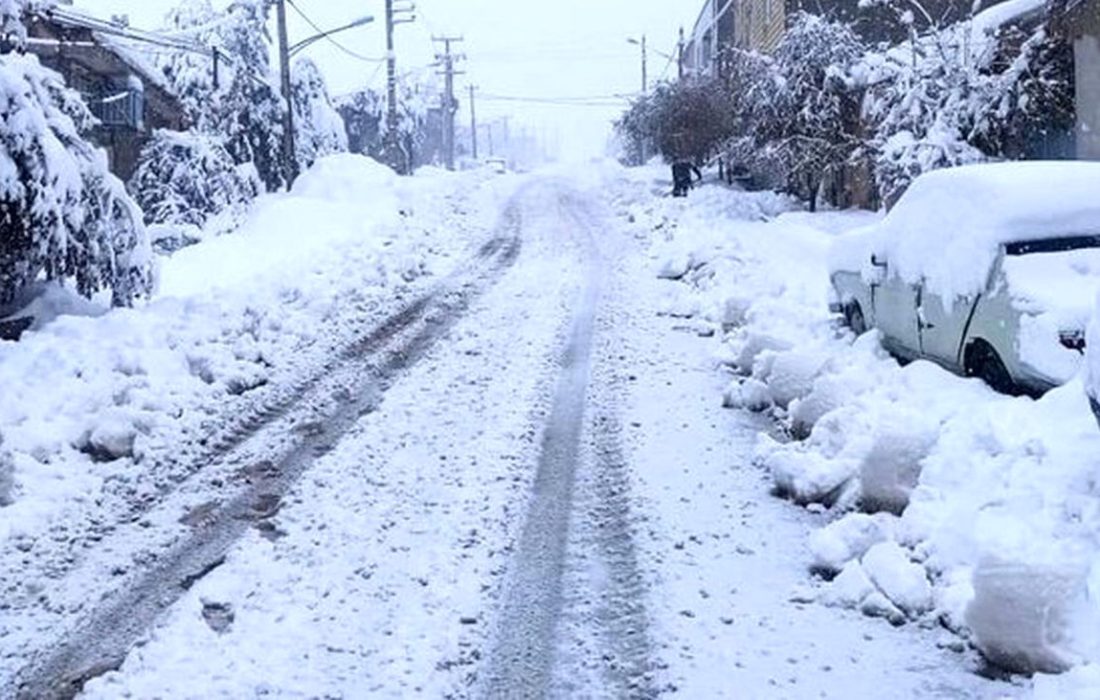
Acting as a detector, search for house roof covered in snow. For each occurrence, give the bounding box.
[23,7,185,129]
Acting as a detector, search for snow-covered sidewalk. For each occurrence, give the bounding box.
[0,156,519,691]
[607,165,1100,696]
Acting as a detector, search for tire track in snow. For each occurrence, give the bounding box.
[6,209,523,700]
[480,187,658,698]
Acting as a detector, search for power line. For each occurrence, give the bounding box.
[284,0,384,64]
[480,92,632,102]
[477,93,629,108]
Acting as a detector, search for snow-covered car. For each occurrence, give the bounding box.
[1087,298,1100,426]
[829,162,1100,395]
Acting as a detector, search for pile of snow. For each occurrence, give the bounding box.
[613,166,1100,689]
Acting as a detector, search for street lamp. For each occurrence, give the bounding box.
[627,35,647,95]
[278,10,374,188]
[289,15,375,57]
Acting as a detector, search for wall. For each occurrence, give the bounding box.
[1077,34,1100,160]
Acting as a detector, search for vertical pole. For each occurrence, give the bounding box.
[444,39,455,170]
[384,0,402,173]
[639,35,647,165]
[276,0,297,187]
[678,27,685,80]
[469,84,478,161]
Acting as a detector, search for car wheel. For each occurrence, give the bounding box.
[844,303,867,336]
[966,341,1018,395]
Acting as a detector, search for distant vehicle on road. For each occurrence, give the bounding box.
[486,157,507,174]
[829,162,1100,395]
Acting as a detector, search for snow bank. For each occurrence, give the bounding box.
[290,152,397,203]
[0,156,503,545]
[614,165,1100,687]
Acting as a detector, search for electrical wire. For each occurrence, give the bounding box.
[477,93,630,108]
[284,0,383,64]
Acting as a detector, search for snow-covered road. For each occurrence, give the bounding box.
[5,167,1026,698]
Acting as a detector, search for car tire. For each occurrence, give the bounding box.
[844,302,867,336]
[966,341,1018,396]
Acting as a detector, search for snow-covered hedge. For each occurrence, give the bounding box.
[129,129,260,235]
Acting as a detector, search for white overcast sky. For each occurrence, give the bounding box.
[77,0,703,160]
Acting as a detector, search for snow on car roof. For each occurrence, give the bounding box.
[878,162,1100,300]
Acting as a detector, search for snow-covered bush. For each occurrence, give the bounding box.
[291,57,347,171]
[129,129,259,232]
[0,52,153,306]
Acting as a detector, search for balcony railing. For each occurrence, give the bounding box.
[90,88,144,130]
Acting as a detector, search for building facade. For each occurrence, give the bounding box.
[682,0,735,77]
[1067,0,1100,159]
[24,12,186,181]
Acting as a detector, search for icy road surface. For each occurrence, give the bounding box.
[14,175,1015,698]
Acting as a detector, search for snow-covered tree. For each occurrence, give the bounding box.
[213,0,285,191]
[291,57,347,171]
[158,0,219,130]
[971,23,1075,161]
[336,88,384,157]
[129,129,259,229]
[857,6,1075,205]
[336,75,438,171]
[616,77,736,165]
[158,0,285,192]
[1,5,153,309]
[769,14,866,209]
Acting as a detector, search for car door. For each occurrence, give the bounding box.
[871,256,922,357]
[917,284,976,370]
[918,251,1002,371]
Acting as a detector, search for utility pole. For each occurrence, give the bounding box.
[678,27,685,80]
[468,84,478,161]
[384,0,416,174]
[433,35,464,171]
[641,34,648,95]
[276,0,296,188]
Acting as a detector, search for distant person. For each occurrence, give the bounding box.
[671,161,702,197]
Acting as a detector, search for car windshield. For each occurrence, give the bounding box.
[1004,234,1100,256]
[1001,244,1100,313]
